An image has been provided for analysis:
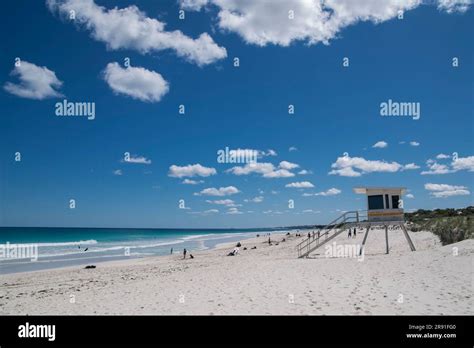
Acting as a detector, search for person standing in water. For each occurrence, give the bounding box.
[183,248,187,259]
[170,248,173,254]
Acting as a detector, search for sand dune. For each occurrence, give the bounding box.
[0,228,472,315]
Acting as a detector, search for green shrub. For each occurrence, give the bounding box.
[408,215,473,245]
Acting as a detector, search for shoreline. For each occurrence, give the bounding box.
[1,229,472,315]
[0,231,291,276]
[0,229,293,275]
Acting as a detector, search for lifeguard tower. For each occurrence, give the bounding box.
[296,187,416,258]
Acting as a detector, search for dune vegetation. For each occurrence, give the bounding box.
[406,207,474,245]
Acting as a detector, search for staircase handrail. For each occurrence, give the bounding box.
[296,210,367,257]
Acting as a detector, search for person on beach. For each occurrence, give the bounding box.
[307,232,311,240]
[268,237,271,244]
[170,248,173,254]
[227,247,239,256]
[353,228,356,238]
[348,229,352,238]
[183,248,187,259]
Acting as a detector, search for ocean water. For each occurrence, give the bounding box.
[0,227,285,274]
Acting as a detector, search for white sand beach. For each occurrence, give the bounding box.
[1,229,472,315]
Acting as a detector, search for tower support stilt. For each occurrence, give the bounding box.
[359,225,370,256]
[400,223,416,251]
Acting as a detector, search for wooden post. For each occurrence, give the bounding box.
[359,225,370,256]
[400,224,416,251]
[385,225,389,254]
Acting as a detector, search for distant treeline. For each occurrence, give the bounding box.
[406,206,474,245]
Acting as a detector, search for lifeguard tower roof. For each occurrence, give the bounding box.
[354,187,406,195]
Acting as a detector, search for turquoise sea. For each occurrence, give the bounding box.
[0,227,286,274]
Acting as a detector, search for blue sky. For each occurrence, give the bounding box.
[0,0,473,228]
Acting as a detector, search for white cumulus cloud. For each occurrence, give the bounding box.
[452,156,474,172]
[206,199,238,206]
[372,141,388,148]
[315,188,341,196]
[422,155,474,175]
[263,169,295,178]
[4,61,63,100]
[403,163,420,170]
[195,186,240,196]
[169,164,217,178]
[179,0,436,47]
[47,0,227,66]
[181,1,469,48]
[424,183,470,198]
[285,181,314,189]
[298,169,312,175]
[437,0,472,13]
[103,63,169,102]
[226,161,297,178]
[329,155,404,177]
[279,161,299,170]
[421,162,453,175]
[182,179,204,185]
[226,162,274,176]
[303,188,341,196]
[226,207,243,214]
[181,0,209,11]
[263,149,278,157]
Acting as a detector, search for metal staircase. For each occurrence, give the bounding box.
[296,211,366,258]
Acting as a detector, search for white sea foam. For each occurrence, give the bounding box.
[180,234,214,240]
[13,231,273,260]
[37,239,185,258]
[34,239,98,247]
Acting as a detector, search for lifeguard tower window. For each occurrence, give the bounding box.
[368,195,384,210]
[391,195,400,209]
